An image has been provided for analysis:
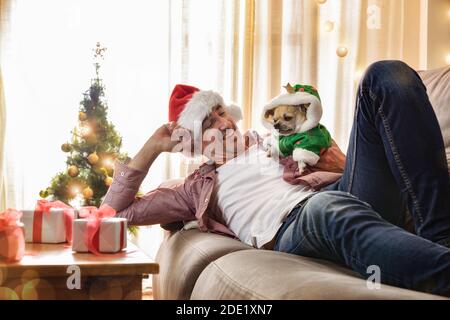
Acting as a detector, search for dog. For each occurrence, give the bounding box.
[262,83,331,175]
[263,104,309,136]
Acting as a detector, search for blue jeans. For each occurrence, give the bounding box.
[273,60,450,296]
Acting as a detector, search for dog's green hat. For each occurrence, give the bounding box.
[261,83,323,133]
[290,84,321,102]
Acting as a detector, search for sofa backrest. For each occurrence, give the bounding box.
[418,66,450,175]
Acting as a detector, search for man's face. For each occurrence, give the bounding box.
[201,106,245,164]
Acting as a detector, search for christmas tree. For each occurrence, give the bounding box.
[39,43,128,208]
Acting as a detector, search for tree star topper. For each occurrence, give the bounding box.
[93,42,107,60]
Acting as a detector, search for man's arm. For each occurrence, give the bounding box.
[102,122,196,225]
[314,140,346,173]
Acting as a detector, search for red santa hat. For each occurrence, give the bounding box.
[168,84,243,132]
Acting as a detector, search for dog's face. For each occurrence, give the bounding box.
[264,104,309,136]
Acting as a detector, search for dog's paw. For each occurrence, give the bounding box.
[297,161,307,175]
[292,148,320,166]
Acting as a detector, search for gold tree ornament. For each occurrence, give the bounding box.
[61,143,72,153]
[82,187,94,199]
[39,189,49,198]
[68,165,79,177]
[79,112,87,121]
[104,176,113,187]
[87,152,99,165]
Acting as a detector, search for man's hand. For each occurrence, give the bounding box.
[149,122,182,153]
[314,140,346,173]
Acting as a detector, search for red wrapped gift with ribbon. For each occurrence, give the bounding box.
[0,209,25,262]
[72,204,127,255]
[21,200,76,244]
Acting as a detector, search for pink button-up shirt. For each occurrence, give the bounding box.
[102,132,342,239]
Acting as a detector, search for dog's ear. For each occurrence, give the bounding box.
[264,109,275,120]
[299,103,310,114]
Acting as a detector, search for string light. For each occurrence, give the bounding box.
[69,185,81,197]
[103,157,114,169]
[336,46,349,58]
[324,21,334,32]
[80,124,92,137]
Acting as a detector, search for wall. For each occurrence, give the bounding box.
[428,0,450,69]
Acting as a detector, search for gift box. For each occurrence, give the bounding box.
[21,200,76,243]
[72,205,127,254]
[0,209,25,262]
[72,217,127,253]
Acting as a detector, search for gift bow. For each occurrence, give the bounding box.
[78,204,117,255]
[34,200,75,244]
[0,208,22,230]
[0,208,25,262]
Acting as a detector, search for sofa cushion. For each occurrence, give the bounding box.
[152,229,252,300]
[191,250,448,300]
[418,66,450,174]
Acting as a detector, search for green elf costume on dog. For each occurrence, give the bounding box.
[261,83,332,174]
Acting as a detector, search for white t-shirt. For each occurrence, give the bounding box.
[215,144,315,248]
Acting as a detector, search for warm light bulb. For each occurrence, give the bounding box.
[103,158,113,168]
[446,54,450,65]
[70,186,80,196]
[336,46,349,58]
[324,21,334,32]
[80,124,92,137]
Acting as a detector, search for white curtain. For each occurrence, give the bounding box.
[247,0,425,151]
[0,70,8,211]
[0,0,14,211]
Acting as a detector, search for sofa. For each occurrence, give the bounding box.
[152,65,450,300]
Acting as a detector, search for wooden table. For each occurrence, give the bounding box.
[0,242,159,300]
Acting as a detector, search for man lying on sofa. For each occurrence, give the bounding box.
[102,60,450,297]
